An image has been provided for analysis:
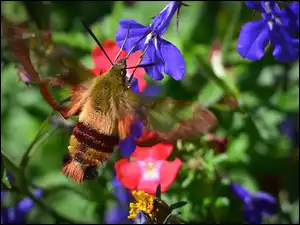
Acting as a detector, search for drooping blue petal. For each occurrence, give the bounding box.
[129,77,140,94]
[245,1,264,12]
[270,25,299,62]
[230,183,251,203]
[130,120,143,139]
[116,19,150,53]
[112,177,132,204]
[159,38,185,80]
[151,1,182,35]
[142,43,164,80]
[119,137,136,157]
[253,191,277,215]
[237,20,270,60]
[133,210,152,224]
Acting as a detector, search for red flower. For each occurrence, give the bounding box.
[91,39,147,91]
[115,143,182,195]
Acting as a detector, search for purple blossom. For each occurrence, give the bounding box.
[116,1,186,81]
[104,177,132,224]
[1,189,43,224]
[230,183,277,224]
[238,1,299,62]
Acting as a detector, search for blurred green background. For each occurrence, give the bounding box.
[1,1,299,223]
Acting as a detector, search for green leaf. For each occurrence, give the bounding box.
[212,154,229,166]
[214,197,230,208]
[170,201,188,211]
[181,170,195,188]
[1,151,21,180]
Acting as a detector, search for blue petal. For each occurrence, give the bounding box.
[261,1,281,16]
[280,1,299,33]
[142,43,164,80]
[142,83,162,97]
[243,205,263,224]
[270,25,299,62]
[18,198,34,213]
[130,120,143,139]
[130,77,141,94]
[253,191,277,215]
[289,1,299,28]
[151,1,181,35]
[116,19,150,53]
[133,210,152,224]
[237,20,270,60]
[245,1,264,12]
[159,38,185,80]
[230,183,251,203]
[112,177,132,204]
[104,204,131,224]
[119,137,136,157]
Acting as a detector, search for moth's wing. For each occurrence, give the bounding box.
[2,16,96,118]
[117,90,217,146]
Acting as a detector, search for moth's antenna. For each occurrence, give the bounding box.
[81,20,113,65]
[114,24,131,63]
[128,43,152,86]
[125,29,152,60]
[126,63,156,69]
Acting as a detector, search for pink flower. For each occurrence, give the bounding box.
[91,39,147,91]
[115,143,182,195]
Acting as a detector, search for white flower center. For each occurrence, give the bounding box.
[139,160,163,181]
[144,33,153,45]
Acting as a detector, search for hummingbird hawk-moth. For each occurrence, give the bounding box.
[2,16,217,183]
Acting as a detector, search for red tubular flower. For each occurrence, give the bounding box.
[115,143,182,195]
[90,39,147,91]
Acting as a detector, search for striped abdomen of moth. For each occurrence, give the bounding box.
[61,63,133,183]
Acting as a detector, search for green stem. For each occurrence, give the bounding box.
[20,110,55,168]
[28,125,59,158]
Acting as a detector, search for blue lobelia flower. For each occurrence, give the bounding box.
[104,177,132,224]
[230,183,277,224]
[237,1,299,62]
[1,188,43,224]
[116,1,187,81]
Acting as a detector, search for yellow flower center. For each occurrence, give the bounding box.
[128,190,155,220]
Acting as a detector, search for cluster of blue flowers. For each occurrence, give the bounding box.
[1,188,42,224]
[237,1,299,62]
[116,1,186,81]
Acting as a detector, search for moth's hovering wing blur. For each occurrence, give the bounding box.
[1,16,96,117]
[120,90,217,146]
